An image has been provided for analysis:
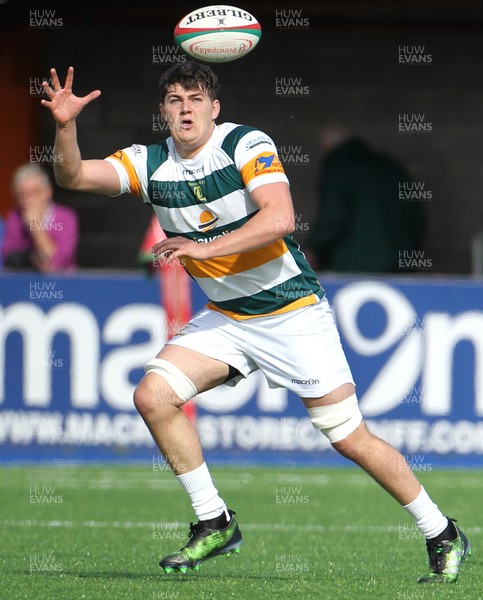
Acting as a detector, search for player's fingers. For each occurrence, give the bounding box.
[153,243,172,257]
[50,68,61,92]
[163,250,182,265]
[41,80,55,98]
[152,240,169,254]
[81,89,102,106]
[64,66,74,90]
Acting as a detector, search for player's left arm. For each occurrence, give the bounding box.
[152,181,295,262]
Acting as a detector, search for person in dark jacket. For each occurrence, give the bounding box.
[305,126,425,273]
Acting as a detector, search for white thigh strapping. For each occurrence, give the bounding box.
[144,358,197,403]
[307,394,362,443]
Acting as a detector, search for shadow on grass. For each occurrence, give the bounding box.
[11,568,305,583]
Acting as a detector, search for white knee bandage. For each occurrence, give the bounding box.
[144,358,197,403]
[307,394,362,443]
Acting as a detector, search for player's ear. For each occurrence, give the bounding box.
[212,99,220,120]
[159,103,166,119]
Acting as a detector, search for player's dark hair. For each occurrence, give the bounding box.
[159,61,220,103]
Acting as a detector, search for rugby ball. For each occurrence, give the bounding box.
[174,5,262,63]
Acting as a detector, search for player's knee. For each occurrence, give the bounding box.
[331,420,374,461]
[133,376,159,418]
[133,358,197,417]
[307,394,363,445]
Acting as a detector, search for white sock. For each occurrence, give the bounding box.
[176,462,228,522]
[403,486,448,539]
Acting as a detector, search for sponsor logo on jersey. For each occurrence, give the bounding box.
[240,151,285,186]
[253,152,284,176]
[188,180,207,202]
[255,153,276,172]
[245,135,272,150]
[198,210,218,232]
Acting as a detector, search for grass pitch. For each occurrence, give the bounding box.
[1,464,481,600]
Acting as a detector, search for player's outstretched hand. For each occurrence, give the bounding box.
[41,67,101,127]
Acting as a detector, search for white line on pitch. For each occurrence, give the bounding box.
[0,519,482,535]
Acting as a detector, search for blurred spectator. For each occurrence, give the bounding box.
[138,213,192,330]
[2,164,78,272]
[0,216,4,268]
[305,126,425,273]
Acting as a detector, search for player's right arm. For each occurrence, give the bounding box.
[41,67,120,195]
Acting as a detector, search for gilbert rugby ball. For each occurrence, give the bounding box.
[174,5,261,63]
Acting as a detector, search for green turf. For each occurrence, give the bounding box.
[0,465,481,600]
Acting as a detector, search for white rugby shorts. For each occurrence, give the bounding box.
[167,297,354,398]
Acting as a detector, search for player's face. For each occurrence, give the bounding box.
[160,84,220,159]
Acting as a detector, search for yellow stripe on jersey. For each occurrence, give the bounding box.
[207,294,320,321]
[240,151,285,188]
[183,239,288,279]
[109,150,142,198]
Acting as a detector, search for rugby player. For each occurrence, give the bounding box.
[41,62,470,583]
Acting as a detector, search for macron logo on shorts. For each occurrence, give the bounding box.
[291,378,320,385]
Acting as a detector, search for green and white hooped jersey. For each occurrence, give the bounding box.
[106,122,324,319]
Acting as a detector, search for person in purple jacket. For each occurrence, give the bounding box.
[0,216,4,268]
[2,164,78,272]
